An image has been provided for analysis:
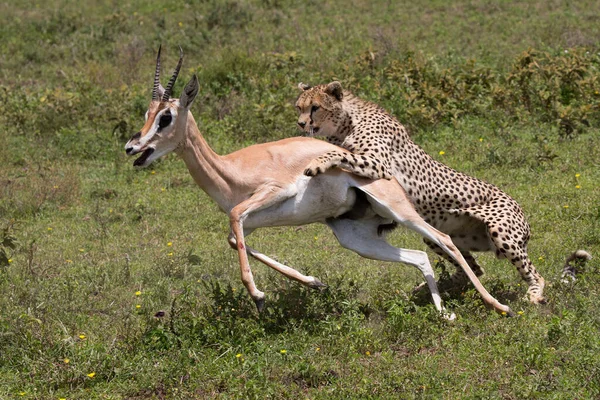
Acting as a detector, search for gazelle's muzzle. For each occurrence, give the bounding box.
[132,148,155,167]
[125,133,156,167]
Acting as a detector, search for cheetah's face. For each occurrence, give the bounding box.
[295,81,344,137]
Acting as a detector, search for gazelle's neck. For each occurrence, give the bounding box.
[176,112,239,212]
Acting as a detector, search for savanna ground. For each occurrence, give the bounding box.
[1,0,600,398]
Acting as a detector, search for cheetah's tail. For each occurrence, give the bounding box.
[560,250,592,283]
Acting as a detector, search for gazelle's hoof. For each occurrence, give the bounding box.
[308,277,327,289]
[497,307,515,317]
[442,310,456,321]
[254,296,266,313]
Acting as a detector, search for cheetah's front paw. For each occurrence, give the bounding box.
[304,161,327,177]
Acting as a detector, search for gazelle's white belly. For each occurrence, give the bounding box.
[243,174,357,229]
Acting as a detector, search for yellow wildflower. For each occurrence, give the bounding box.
[168,252,173,257]
[167,242,172,247]
[64,358,70,364]
[151,170,156,175]
[7,259,12,263]
[280,349,287,354]
[479,138,483,142]
[135,291,142,296]
[439,151,445,155]
[365,351,371,356]
[575,173,581,178]
[517,311,524,315]
[563,205,569,209]
[178,22,183,27]
[19,392,26,396]
[575,185,581,189]
[136,305,141,309]
[48,227,53,231]
[236,353,242,358]
[79,334,86,340]
[87,372,96,378]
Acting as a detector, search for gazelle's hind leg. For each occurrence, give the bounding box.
[326,217,453,319]
[358,182,512,315]
[227,232,326,289]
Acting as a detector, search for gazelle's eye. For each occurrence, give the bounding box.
[158,112,172,129]
[311,105,320,113]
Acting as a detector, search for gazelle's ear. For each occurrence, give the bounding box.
[180,75,199,110]
[325,81,343,101]
[298,82,312,91]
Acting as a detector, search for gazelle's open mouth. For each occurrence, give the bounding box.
[133,148,155,167]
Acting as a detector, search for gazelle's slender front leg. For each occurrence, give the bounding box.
[227,232,326,289]
[228,185,296,312]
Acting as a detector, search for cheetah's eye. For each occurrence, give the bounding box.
[311,105,320,113]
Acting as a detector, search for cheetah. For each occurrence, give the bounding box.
[295,81,564,304]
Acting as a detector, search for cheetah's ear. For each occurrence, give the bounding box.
[298,82,312,91]
[325,81,343,101]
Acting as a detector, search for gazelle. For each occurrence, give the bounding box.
[125,47,512,317]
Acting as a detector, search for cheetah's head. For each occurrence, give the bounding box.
[295,81,345,137]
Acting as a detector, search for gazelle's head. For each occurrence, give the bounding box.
[125,46,199,167]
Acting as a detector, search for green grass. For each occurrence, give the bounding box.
[1,0,599,398]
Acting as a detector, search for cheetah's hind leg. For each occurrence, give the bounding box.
[454,205,547,305]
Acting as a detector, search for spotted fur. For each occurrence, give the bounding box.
[295,81,548,303]
[560,250,592,283]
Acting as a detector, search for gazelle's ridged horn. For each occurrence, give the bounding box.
[162,46,184,102]
[152,45,162,101]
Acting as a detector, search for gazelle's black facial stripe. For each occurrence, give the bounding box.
[133,107,176,149]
